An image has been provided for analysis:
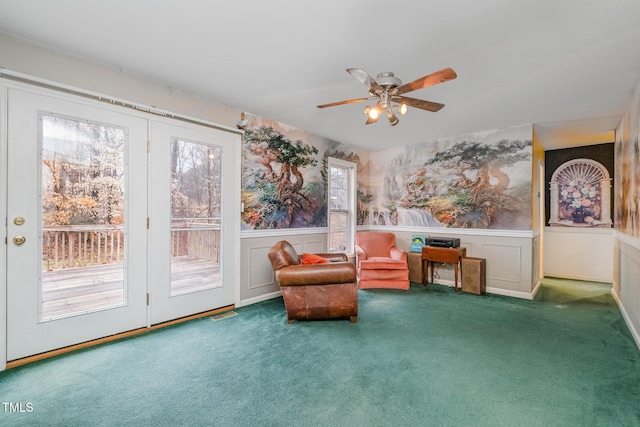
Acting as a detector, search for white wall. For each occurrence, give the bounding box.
[543,227,613,283]
[0,34,241,131]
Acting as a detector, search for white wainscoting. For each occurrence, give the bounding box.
[385,227,537,299]
[543,226,613,283]
[239,227,540,306]
[614,233,640,351]
[238,229,329,307]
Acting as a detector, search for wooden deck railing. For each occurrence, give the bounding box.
[43,221,220,270]
[171,219,220,263]
[43,225,124,270]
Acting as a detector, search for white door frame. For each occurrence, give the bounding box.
[1,80,9,371]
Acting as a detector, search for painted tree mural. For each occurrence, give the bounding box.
[368,131,532,230]
[242,126,324,228]
[421,139,531,228]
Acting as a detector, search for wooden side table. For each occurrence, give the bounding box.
[421,246,467,292]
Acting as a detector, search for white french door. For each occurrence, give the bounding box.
[6,87,148,360]
[4,83,239,361]
[147,121,237,325]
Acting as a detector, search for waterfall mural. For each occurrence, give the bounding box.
[240,115,364,230]
[364,125,533,229]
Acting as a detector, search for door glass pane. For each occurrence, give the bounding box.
[170,138,222,296]
[41,115,126,321]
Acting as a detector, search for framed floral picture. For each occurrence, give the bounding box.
[545,144,614,228]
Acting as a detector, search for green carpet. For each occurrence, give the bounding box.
[1,278,639,426]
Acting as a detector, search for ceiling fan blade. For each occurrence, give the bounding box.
[347,68,383,93]
[317,97,371,108]
[393,96,445,112]
[394,67,457,95]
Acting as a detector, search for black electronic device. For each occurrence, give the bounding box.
[425,237,460,248]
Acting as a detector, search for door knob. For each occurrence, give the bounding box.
[13,235,26,245]
[13,217,25,226]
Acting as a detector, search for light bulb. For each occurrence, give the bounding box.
[398,103,408,115]
[368,106,380,120]
[387,109,399,126]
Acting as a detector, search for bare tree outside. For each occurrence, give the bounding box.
[40,114,127,319]
[170,138,222,295]
[42,115,125,228]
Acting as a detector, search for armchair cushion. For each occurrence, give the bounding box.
[300,253,330,265]
[359,259,408,270]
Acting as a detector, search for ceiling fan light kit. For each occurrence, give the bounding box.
[318,67,457,126]
[386,109,399,126]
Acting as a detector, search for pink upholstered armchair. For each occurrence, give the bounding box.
[355,231,410,290]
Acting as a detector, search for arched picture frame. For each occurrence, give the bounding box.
[549,158,612,227]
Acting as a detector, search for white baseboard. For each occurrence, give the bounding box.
[486,287,535,300]
[424,279,535,300]
[543,271,612,284]
[236,290,282,308]
[611,288,640,352]
[530,279,541,299]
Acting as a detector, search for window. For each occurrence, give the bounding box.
[328,158,356,253]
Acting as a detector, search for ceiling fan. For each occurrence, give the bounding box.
[317,67,457,126]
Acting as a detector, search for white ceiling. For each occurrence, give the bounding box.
[1,0,639,150]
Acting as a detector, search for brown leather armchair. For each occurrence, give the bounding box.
[267,240,358,324]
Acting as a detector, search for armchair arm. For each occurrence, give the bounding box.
[390,246,407,261]
[275,262,356,286]
[355,244,367,261]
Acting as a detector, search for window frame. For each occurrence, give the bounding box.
[327,157,356,255]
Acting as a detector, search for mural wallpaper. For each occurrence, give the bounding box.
[363,125,533,229]
[615,79,640,237]
[241,115,364,230]
[241,116,532,231]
